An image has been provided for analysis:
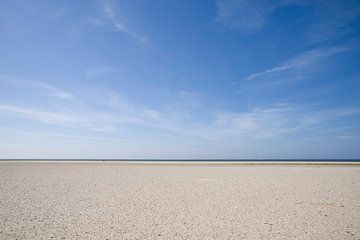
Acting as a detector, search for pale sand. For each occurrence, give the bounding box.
[1,162,360,239]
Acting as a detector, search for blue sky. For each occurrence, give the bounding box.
[1,0,360,159]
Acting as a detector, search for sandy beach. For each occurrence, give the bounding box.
[0,162,359,240]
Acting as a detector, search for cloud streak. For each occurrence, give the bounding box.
[0,104,84,126]
[1,81,360,159]
[2,75,360,143]
[0,74,73,100]
[84,66,123,80]
[244,46,352,81]
[30,81,74,99]
[307,0,360,43]
[96,0,149,47]
[216,0,303,32]
[216,0,360,45]
[1,74,359,157]
[2,101,359,144]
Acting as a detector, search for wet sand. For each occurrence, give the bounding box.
[1,162,360,239]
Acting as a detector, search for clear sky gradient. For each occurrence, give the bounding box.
[1,0,360,159]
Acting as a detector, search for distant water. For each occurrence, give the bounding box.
[2,159,360,162]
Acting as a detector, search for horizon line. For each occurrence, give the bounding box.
[1,158,360,162]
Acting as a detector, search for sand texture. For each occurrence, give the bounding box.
[0,162,360,240]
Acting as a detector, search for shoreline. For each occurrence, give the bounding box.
[1,160,360,166]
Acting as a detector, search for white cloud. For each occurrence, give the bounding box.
[50,91,73,99]
[84,66,123,80]
[216,0,304,32]
[0,104,84,126]
[209,106,360,141]
[95,0,149,48]
[1,73,360,157]
[48,8,69,19]
[307,0,360,43]
[29,81,74,99]
[0,74,73,100]
[216,0,272,32]
[244,65,290,81]
[337,135,360,140]
[172,91,204,110]
[91,125,118,132]
[0,128,119,141]
[211,107,295,139]
[216,0,360,44]
[2,91,359,143]
[244,46,352,81]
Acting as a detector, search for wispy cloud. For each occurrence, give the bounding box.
[2,74,359,142]
[0,74,73,100]
[0,102,126,133]
[29,81,74,99]
[91,125,118,132]
[298,107,360,128]
[95,0,149,48]
[307,0,360,43]
[48,8,70,19]
[1,73,359,152]
[215,0,303,32]
[337,135,360,140]
[216,0,274,32]
[216,0,360,44]
[212,107,295,139]
[0,128,125,142]
[244,46,352,81]
[171,91,204,111]
[209,105,360,141]
[84,66,123,80]
[1,93,360,158]
[0,104,84,126]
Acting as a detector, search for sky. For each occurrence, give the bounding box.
[1,0,360,159]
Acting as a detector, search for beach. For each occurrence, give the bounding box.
[0,162,359,240]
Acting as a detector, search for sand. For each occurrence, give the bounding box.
[0,162,359,240]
